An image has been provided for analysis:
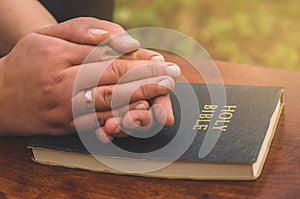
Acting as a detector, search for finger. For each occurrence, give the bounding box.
[103,117,128,138]
[121,110,153,129]
[104,109,155,138]
[35,37,117,67]
[70,47,166,66]
[70,59,181,93]
[101,109,160,142]
[109,33,140,54]
[152,94,174,126]
[97,60,180,84]
[35,17,140,53]
[94,76,175,111]
[35,19,110,45]
[61,41,126,66]
[95,127,114,143]
[38,33,139,67]
[121,48,165,61]
[84,47,166,64]
[73,83,149,115]
[71,100,149,131]
[65,44,122,66]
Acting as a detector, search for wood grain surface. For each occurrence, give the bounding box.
[1,56,300,199]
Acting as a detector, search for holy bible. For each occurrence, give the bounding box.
[28,83,284,180]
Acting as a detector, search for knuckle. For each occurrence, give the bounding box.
[136,50,146,59]
[109,60,125,80]
[66,19,77,30]
[96,113,106,126]
[50,71,66,85]
[20,32,42,50]
[72,17,100,30]
[41,79,56,98]
[40,43,62,59]
[71,17,96,24]
[81,16,98,22]
[138,62,162,78]
[139,84,150,98]
[41,46,57,57]
[96,87,113,109]
[113,23,124,31]
[41,71,65,96]
[148,63,159,76]
[75,17,87,21]
[22,32,37,42]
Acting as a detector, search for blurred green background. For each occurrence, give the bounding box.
[114,0,300,70]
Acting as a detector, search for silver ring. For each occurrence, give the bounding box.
[84,89,94,112]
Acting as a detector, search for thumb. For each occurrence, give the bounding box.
[35,17,140,53]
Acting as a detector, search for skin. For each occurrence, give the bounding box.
[0,0,57,56]
[0,1,180,143]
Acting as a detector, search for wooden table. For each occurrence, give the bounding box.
[1,58,300,198]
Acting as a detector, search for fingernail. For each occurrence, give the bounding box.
[167,64,181,77]
[114,125,122,134]
[130,120,142,129]
[150,55,165,62]
[135,103,147,110]
[158,78,172,89]
[95,128,113,143]
[120,34,139,45]
[89,28,108,36]
[99,120,105,126]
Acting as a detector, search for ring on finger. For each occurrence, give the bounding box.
[84,89,94,112]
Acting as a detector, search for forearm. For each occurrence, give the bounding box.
[0,0,57,56]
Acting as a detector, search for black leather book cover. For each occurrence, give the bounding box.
[28,83,283,164]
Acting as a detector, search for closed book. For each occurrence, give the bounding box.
[28,83,284,180]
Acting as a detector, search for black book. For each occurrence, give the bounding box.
[28,83,284,180]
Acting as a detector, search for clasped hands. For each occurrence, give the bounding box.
[0,18,180,143]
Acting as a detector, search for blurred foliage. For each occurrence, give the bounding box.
[114,0,300,70]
